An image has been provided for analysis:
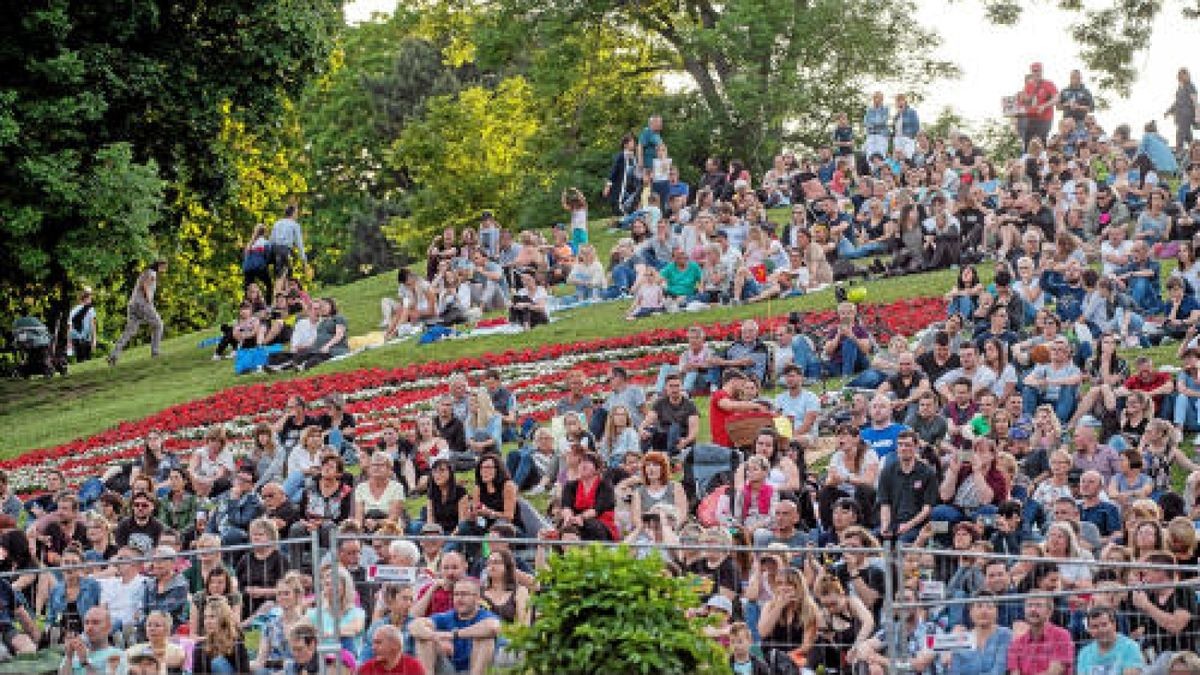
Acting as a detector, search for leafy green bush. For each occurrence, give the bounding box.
[506,544,728,674]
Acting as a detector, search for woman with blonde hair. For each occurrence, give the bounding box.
[1042,521,1093,589]
[126,610,187,674]
[599,404,640,466]
[1166,516,1199,568]
[191,596,250,673]
[306,565,366,657]
[566,244,606,302]
[758,566,819,666]
[1140,418,1200,498]
[250,575,307,672]
[465,388,502,457]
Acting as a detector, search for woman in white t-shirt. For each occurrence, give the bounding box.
[189,427,236,499]
[566,244,606,302]
[353,452,406,530]
[817,424,880,529]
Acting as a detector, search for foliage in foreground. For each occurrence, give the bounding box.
[506,545,728,674]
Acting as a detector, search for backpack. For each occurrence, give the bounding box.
[696,484,728,527]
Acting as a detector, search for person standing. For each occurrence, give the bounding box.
[1058,69,1094,125]
[108,260,166,366]
[1021,62,1058,148]
[637,115,663,174]
[862,92,890,161]
[67,288,97,362]
[891,94,920,159]
[269,204,307,283]
[604,134,641,216]
[1167,67,1198,153]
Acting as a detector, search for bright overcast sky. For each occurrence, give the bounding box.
[345,0,1193,139]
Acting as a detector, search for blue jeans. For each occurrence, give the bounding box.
[1128,277,1162,314]
[1176,395,1200,431]
[283,472,307,503]
[831,336,870,379]
[655,365,701,395]
[848,369,886,389]
[790,335,822,378]
[1021,384,1078,423]
[611,263,637,293]
[836,237,886,260]
[947,295,975,318]
[505,448,537,490]
[739,278,761,300]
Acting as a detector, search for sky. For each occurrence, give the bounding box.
[345,0,1193,139]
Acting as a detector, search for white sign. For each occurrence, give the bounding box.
[367,565,417,583]
[918,580,945,601]
[926,632,975,652]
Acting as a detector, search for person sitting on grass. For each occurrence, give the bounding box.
[410,579,500,675]
[508,271,549,331]
[1021,336,1083,423]
[566,244,606,303]
[659,246,702,305]
[626,266,666,320]
[212,301,261,361]
[384,267,437,339]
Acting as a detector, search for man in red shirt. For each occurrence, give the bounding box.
[357,625,425,674]
[1118,355,1174,412]
[1022,62,1058,149]
[1007,595,1074,675]
[411,551,469,617]
[708,369,769,448]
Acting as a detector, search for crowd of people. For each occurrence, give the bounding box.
[32,61,1200,674]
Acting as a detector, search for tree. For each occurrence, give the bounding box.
[507,545,727,674]
[388,77,542,244]
[298,10,473,279]
[978,0,1200,95]
[0,0,342,336]
[473,0,956,171]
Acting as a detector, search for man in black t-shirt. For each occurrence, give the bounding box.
[879,352,929,422]
[114,492,165,553]
[1131,551,1200,656]
[275,395,319,451]
[639,373,700,455]
[434,396,466,453]
[876,431,937,543]
[916,331,960,385]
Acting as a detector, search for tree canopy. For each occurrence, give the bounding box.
[0,0,342,331]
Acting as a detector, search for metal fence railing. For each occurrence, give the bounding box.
[9,528,1200,674]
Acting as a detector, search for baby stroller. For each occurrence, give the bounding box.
[10,316,66,379]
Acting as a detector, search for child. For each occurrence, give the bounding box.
[562,188,589,250]
[832,112,855,157]
[627,267,666,320]
[727,622,768,674]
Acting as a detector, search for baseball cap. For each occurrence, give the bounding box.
[480,210,495,221]
[1009,426,1031,441]
[1077,415,1103,429]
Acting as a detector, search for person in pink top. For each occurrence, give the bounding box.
[1007,596,1074,675]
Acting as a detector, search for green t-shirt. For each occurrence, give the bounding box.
[660,261,702,298]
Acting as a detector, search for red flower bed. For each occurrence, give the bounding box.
[5,297,944,491]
